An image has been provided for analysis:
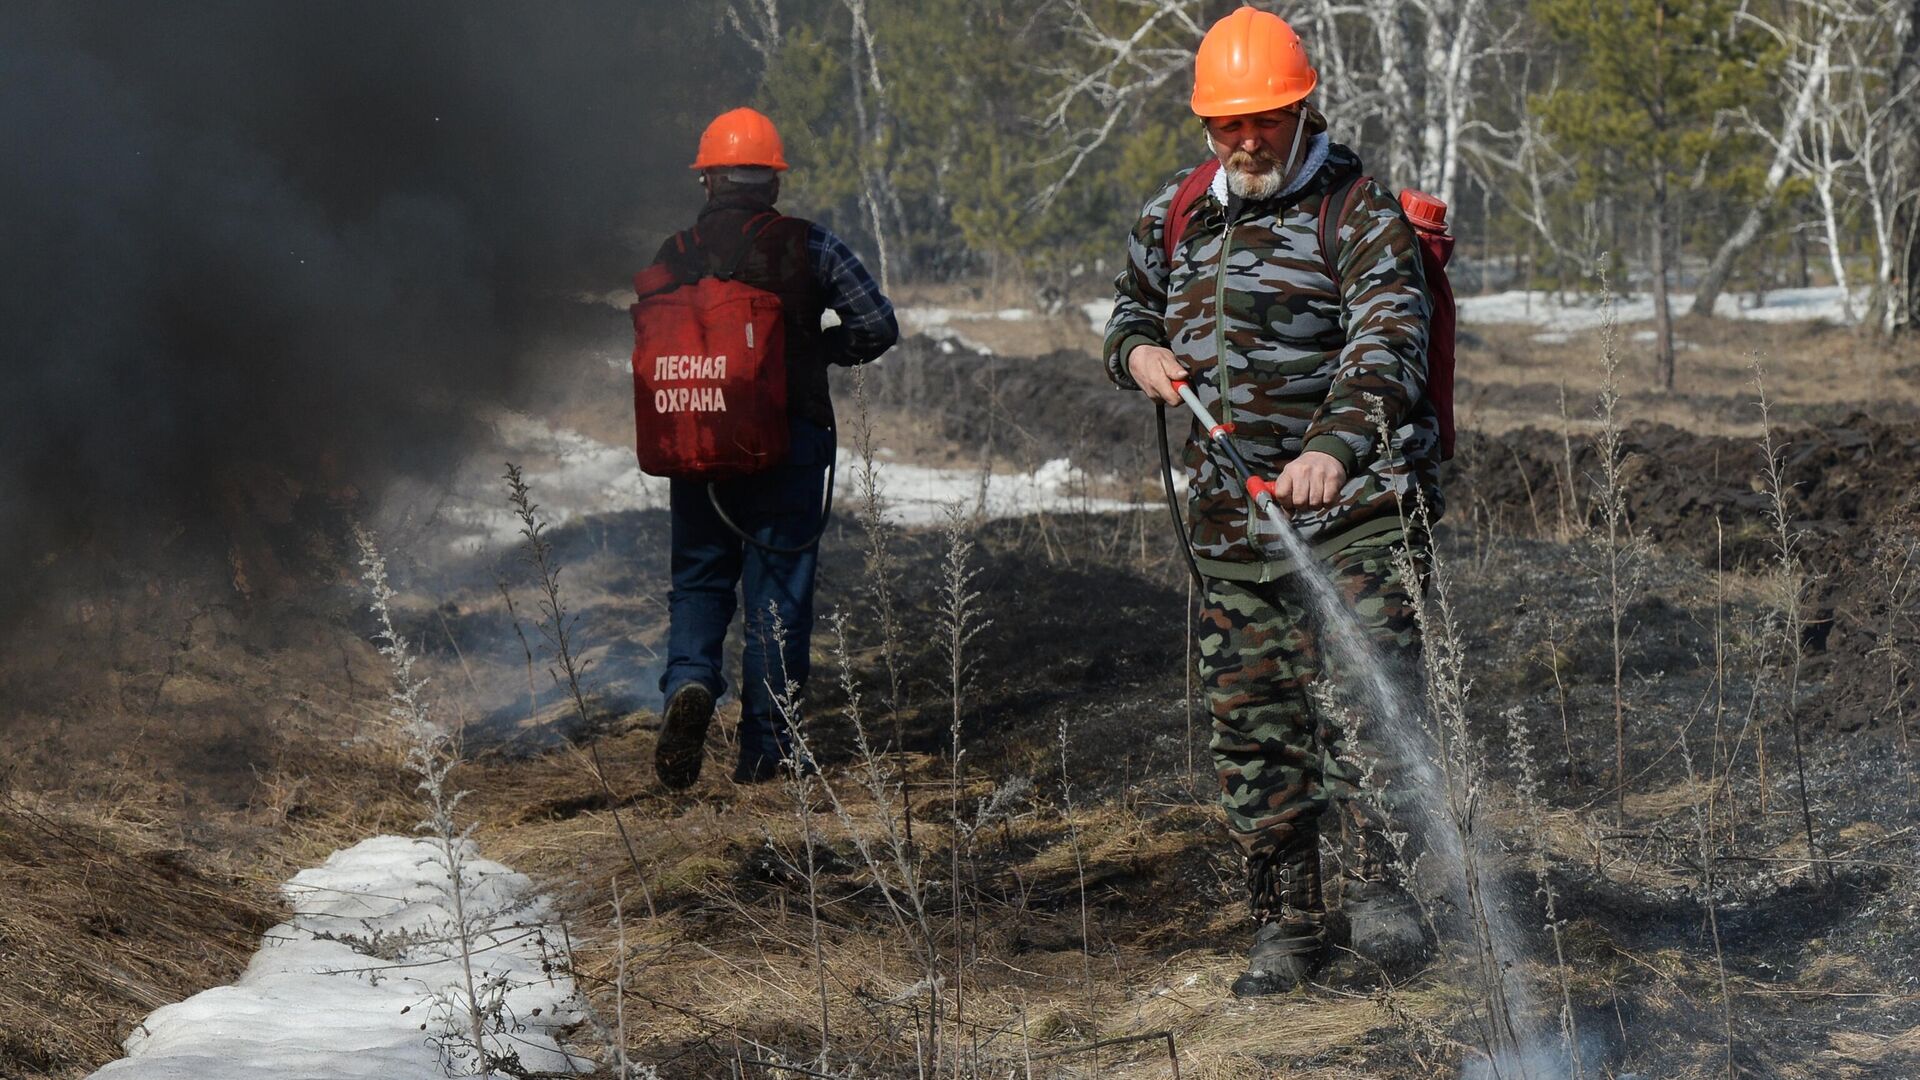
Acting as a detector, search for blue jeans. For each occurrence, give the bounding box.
[661,418,834,754]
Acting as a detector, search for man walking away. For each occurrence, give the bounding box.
[653,107,898,789]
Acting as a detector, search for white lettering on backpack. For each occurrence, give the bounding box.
[650,354,729,382]
[652,385,729,414]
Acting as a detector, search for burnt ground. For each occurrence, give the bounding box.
[5,316,1920,1078]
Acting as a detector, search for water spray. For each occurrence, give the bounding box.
[1160,378,1570,1078]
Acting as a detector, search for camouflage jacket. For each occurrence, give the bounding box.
[1104,139,1442,581]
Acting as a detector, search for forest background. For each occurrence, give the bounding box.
[709,0,1919,372]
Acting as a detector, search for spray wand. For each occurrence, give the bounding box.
[1165,377,1296,536]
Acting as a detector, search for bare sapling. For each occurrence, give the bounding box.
[1752,364,1822,881]
[1679,733,1736,1080]
[613,876,631,1078]
[826,610,940,1074]
[851,366,908,742]
[1370,398,1544,1075]
[764,603,832,1070]
[503,464,647,886]
[1556,380,1582,542]
[1504,706,1584,1078]
[937,503,990,1077]
[354,525,497,1077]
[1868,527,1920,774]
[1393,488,1532,1072]
[1056,714,1097,1068]
[1586,259,1648,824]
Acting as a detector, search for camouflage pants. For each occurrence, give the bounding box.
[1199,532,1423,867]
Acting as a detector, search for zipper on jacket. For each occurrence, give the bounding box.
[1210,213,1257,549]
[1212,216,1234,428]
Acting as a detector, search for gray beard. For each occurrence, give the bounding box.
[1225,165,1285,200]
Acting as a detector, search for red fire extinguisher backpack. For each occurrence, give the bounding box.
[630,214,789,481]
[1161,161,1458,459]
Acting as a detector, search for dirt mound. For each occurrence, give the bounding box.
[1453,416,1920,732]
[840,337,1180,485]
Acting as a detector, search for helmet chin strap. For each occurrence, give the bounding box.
[1276,102,1309,189]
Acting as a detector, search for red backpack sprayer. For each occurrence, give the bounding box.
[629,213,835,555]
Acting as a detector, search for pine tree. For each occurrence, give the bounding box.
[1534,0,1766,390]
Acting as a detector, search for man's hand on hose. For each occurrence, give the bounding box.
[1127,344,1188,405]
[1271,451,1347,511]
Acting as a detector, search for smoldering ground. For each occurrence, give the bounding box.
[0,1,748,619]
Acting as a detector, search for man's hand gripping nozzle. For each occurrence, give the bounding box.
[1169,379,1292,536]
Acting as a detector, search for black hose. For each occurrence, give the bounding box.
[1157,402,1206,590]
[706,456,837,555]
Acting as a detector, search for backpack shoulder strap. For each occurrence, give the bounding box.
[1317,172,1368,289]
[717,211,783,281]
[637,211,783,300]
[1161,159,1221,268]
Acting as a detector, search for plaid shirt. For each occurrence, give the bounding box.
[807,224,897,364]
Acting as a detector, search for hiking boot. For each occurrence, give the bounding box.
[1231,921,1326,997]
[654,683,715,790]
[1232,834,1326,997]
[1342,879,1431,977]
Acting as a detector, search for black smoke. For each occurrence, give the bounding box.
[0,1,750,604]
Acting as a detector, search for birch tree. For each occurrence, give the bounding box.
[1034,0,1500,211]
[1691,6,1824,317]
[1893,0,1920,333]
[1836,0,1920,333]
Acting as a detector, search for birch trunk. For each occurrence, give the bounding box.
[1692,30,1830,316]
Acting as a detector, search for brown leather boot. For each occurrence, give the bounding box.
[1231,836,1326,997]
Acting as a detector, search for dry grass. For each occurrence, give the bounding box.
[1820,1023,1920,1075]
[0,792,280,1075]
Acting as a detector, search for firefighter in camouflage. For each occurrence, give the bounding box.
[1104,6,1440,995]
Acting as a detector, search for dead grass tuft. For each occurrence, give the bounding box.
[0,792,281,1076]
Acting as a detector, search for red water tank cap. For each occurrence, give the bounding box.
[1400,189,1449,234]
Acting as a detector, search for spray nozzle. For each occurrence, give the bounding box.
[1245,475,1275,504]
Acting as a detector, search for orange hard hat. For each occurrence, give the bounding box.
[1190,6,1318,118]
[690,107,790,171]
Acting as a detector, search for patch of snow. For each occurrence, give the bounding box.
[1458,286,1865,332]
[919,324,996,356]
[842,451,1140,526]
[897,307,1034,356]
[90,835,589,1080]
[1530,331,1572,345]
[898,306,1036,330]
[432,410,671,554]
[1718,285,1862,323]
[1081,298,1115,333]
[424,414,1145,556]
[1629,330,1699,350]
